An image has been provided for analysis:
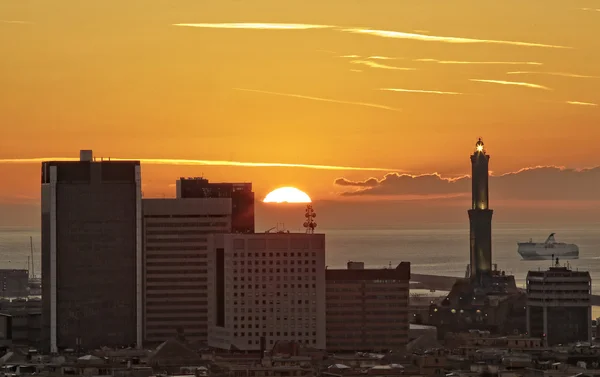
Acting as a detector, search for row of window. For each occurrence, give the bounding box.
[145,316,207,322]
[146,238,209,244]
[146,285,208,291]
[233,268,316,274]
[146,253,207,259]
[233,276,316,282]
[147,262,208,267]
[233,260,317,266]
[147,277,207,282]
[233,252,317,258]
[146,246,208,251]
[232,307,317,314]
[233,283,316,290]
[147,293,208,298]
[146,222,228,227]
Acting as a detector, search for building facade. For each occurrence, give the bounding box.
[325,262,410,352]
[207,233,326,351]
[142,198,231,345]
[527,264,592,345]
[0,270,29,298]
[41,150,142,353]
[176,177,254,233]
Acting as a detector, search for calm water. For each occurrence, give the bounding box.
[3,224,600,289]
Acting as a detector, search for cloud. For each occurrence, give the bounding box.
[173,23,333,30]
[335,166,600,201]
[350,60,416,71]
[506,71,599,79]
[416,58,542,66]
[0,157,399,172]
[0,20,33,24]
[469,79,551,90]
[233,87,401,112]
[381,88,463,95]
[367,56,399,60]
[340,54,361,58]
[335,177,380,187]
[340,28,569,49]
[580,8,600,12]
[567,101,598,107]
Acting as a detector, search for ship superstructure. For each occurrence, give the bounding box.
[518,233,579,260]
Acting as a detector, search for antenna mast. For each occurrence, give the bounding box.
[303,204,317,234]
[30,236,35,278]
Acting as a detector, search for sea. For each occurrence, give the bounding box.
[2,223,600,313]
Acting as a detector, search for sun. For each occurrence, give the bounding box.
[263,187,312,203]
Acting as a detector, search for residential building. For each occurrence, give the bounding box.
[142,198,231,345]
[325,262,410,352]
[207,233,326,351]
[527,262,592,345]
[176,177,254,233]
[41,150,142,352]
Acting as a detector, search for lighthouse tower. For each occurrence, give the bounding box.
[468,138,493,285]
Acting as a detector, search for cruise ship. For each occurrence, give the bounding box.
[517,233,579,260]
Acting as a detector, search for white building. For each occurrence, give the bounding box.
[142,198,231,345]
[207,233,326,351]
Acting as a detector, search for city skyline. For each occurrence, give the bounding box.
[2,0,600,226]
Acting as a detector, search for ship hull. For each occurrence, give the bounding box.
[517,243,579,260]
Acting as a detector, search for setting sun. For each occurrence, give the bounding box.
[263,187,312,203]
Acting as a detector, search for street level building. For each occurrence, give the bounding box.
[326,261,410,352]
[41,150,142,353]
[207,233,326,351]
[527,261,592,345]
[142,198,231,345]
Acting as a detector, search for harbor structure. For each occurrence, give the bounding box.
[526,260,592,345]
[41,150,142,353]
[427,139,527,337]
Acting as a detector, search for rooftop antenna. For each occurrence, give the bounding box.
[303,204,317,234]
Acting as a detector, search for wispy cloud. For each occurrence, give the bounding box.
[233,88,400,112]
[350,60,415,71]
[0,157,399,172]
[507,71,599,79]
[341,28,569,49]
[367,56,399,60]
[566,101,598,107]
[580,8,600,12]
[350,69,363,73]
[173,23,333,30]
[0,20,33,24]
[416,58,542,66]
[469,79,551,90]
[340,54,361,58]
[381,88,463,95]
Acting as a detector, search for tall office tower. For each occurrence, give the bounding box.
[207,233,326,351]
[326,262,410,352]
[176,177,254,233]
[468,138,493,284]
[41,150,142,353]
[142,198,231,345]
[527,262,592,345]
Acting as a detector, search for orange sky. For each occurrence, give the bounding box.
[1,0,600,225]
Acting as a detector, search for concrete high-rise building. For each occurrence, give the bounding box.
[142,198,231,345]
[207,233,326,351]
[41,150,142,353]
[176,177,254,234]
[527,262,592,345]
[468,138,493,284]
[326,262,410,352]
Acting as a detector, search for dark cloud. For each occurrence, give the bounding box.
[334,177,380,187]
[336,166,600,201]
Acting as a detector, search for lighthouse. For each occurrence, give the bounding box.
[468,138,493,284]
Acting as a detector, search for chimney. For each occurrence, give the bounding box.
[80,150,93,162]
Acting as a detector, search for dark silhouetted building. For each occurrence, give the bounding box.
[468,138,493,284]
[0,270,29,298]
[142,198,231,345]
[527,262,592,345]
[176,177,254,233]
[427,139,527,338]
[41,150,142,353]
[326,262,410,352]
